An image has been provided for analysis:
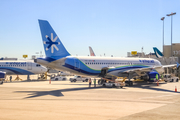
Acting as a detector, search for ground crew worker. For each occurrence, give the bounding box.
[94,79,96,87]
[89,78,92,87]
[156,74,159,81]
[10,76,12,82]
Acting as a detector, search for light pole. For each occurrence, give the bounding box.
[161,17,165,54]
[166,12,176,57]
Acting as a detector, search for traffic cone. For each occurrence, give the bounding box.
[175,86,177,92]
[49,79,51,84]
[157,81,159,86]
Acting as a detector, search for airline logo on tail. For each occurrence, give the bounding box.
[38,19,70,59]
[89,46,95,56]
[44,33,60,53]
[153,47,164,58]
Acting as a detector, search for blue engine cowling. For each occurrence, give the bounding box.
[0,71,6,78]
[148,71,160,82]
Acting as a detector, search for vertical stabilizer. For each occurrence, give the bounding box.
[38,20,70,59]
[89,46,96,56]
[153,47,164,58]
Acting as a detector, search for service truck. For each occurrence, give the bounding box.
[163,74,179,82]
[70,75,89,82]
[51,76,67,81]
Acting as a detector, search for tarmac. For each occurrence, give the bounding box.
[0,76,180,120]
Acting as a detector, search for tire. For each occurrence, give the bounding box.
[112,84,116,88]
[82,80,84,82]
[125,81,133,86]
[98,80,101,85]
[130,81,133,86]
[0,81,3,85]
[176,79,179,82]
[85,79,88,82]
[103,84,106,87]
[73,79,76,82]
[171,79,174,82]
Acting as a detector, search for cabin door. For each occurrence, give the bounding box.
[74,59,80,72]
[27,62,32,70]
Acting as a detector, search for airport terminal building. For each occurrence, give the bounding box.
[163,43,180,59]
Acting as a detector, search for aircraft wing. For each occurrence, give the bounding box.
[124,67,154,73]
[122,66,161,76]
[162,64,177,68]
[121,62,179,76]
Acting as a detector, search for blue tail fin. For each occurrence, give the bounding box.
[153,47,164,58]
[38,20,70,60]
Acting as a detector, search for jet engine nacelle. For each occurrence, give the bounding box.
[140,71,159,82]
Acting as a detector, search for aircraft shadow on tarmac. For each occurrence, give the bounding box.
[52,84,91,86]
[15,82,180,99]
[15,86,103,99]
[131,82,180,94]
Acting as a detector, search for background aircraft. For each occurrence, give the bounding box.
[153,47,164,58]
[0,60,47,80]
[89,46,95,56]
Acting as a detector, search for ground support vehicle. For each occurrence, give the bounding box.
[51,76,67,81]
[163,74,179,82]
[69,76,89,82]
[100,77,126,88]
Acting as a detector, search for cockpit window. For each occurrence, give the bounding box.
[36,64,41,67]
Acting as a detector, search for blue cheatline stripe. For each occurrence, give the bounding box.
[64,63,149,75]
[64,58,151,75]
[63,63,100,75]
[0,67,34,75]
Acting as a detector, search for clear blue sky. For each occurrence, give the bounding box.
[0,0,180,59]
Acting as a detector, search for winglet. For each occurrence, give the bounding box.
[153,47,164,58]
[176,62,179,68]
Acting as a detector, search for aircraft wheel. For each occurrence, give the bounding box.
[0,81,3,85]
[130,81,133,86]
[98,80,101,85]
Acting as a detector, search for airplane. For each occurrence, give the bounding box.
[35,20,179,85]
[0,60,47,80]
[89,46,95,56]
[153,47,164,58]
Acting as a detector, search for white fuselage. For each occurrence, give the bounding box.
[37,56,164,77]
[0,60,47,75]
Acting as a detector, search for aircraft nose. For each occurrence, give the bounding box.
[42,67,48,72]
